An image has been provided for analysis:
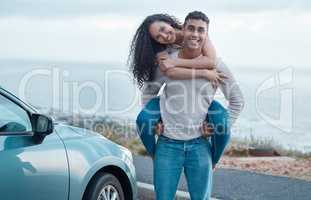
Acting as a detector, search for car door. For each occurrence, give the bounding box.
[0,91,69,200]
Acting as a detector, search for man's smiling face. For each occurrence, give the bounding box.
[182,19,208,50]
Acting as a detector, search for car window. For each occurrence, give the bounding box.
[0,94,32,133]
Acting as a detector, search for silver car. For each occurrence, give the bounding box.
[0,87,137,200]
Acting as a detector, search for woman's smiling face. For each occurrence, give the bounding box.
[149,21,176,44]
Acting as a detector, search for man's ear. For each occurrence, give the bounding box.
[182,22,186,31]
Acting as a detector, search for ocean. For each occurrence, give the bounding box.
[1,59,310,152]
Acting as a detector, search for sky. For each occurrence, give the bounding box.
[0,0,310,68]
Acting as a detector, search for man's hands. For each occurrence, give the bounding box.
[155,121,214,138]
[201,121,217,171]
[201,121,214,138]
[155,121,164,136]
[155,120,216,171]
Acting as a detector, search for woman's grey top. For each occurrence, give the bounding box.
[141,50,244,140]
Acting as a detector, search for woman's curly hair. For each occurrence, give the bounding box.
[128,14,182,89]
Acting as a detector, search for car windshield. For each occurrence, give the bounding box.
[0,88,38,113]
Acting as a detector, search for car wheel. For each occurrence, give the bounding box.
[84,172,125,200]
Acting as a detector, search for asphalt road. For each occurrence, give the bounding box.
[133,155,311,200]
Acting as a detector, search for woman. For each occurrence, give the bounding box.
[129,14,220,89]
[128,13,231,169]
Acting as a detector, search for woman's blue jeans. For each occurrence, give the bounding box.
[136,96,231,165]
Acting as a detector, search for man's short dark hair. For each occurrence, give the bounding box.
[184,11,209,26]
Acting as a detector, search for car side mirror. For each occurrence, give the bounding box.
[31,113,54,137]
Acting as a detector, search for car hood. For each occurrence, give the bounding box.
[54,123,109,142]
[54,123,133,163]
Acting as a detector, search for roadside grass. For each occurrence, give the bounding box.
[227,135,311,159]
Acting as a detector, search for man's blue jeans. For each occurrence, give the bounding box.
[136,96,230,165]
[154,135,213,200]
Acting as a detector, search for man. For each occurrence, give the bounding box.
[140,11,244,199]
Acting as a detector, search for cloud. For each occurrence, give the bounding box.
[0,0,310,18]
[0,15,140,62]
[1,10,310,68]
[0,1,310,67]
